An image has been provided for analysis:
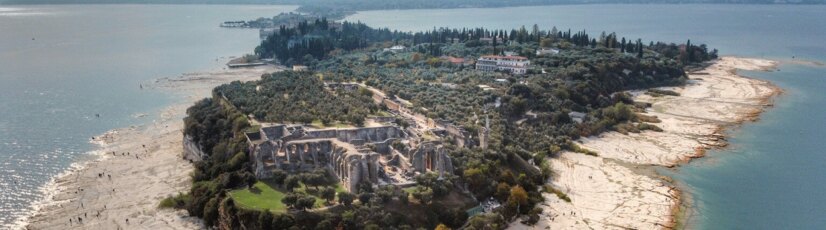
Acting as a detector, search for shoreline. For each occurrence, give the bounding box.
[19,64,279,230]
[15,56,780,229]
[510,56,781,229]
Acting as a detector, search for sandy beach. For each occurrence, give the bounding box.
[510,56,781,229]
[23,64,278,230]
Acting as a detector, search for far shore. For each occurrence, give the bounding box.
[510,56,781,230]
[22,63,280,230]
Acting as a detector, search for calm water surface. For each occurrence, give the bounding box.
[349,5,826,229]
[0,4,294,228]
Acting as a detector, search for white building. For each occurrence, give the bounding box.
[383,45,407,53]
[536,48,560,56]
[475,55,530,75]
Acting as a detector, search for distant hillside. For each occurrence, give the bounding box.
[2,0,823,7]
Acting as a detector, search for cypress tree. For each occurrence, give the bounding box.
[637,39,644,58]
[492,36,497,55]
[621,37,627,53]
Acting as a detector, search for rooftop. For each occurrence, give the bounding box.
[479,55,528,60]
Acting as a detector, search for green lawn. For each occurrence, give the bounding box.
[244,124,262,133]
[229,181,288,213]
[310,119,354,129]
[402,186,418,194]
[373,110,392,117]
[229,180,345,213]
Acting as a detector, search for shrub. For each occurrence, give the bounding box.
[524,207,543,225]
[569,143,598,157]
[638,123,664,132]
[338,192,354,206]
[543,185,571,202]
[646,89,680,97]
[635,113,662,123]
[159,193,191,209]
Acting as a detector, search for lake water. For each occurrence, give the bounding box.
[1,4,824,230]
[348,5,826,229]
[0,4,295,228]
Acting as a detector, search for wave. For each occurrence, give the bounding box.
[5,132,115,230]
[0,7,53,17]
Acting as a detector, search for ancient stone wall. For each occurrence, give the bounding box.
[302,126,404,144]
[409,142,454,177]
[369,138,395,155]
[248,124,430,192]
[328,148,379,192]
[261,125,286,140]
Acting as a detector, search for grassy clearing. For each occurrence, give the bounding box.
[310,119,354,129]
[229,181,289,213]
[244,124,262,133]
[229,180,345,213]
[373,110,392,117]
[402,186,417,194]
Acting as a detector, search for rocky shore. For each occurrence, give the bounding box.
[511,57,781,230]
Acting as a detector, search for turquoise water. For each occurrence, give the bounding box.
[0,4,295,227]
[348,5,826,229]
[669,65,826,229]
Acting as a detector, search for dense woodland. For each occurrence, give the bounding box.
[214,71,378,126]
[175,98,257,227]
[175,19,718,229]
[254,20,411,66]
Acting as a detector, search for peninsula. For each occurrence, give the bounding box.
[169,19,738,230]
[23,16,781,230]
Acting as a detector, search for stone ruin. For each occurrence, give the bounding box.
[408,142,454,177]
[246,124,454,192]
